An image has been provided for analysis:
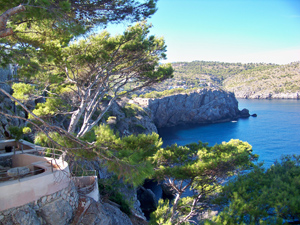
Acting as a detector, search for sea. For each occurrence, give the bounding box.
[143,99,300,219]
[157,99,300,168]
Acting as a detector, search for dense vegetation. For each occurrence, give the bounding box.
[137,87,205,98]
[207,155,300,224]
[150,139,257,224]
[148,61,300,97]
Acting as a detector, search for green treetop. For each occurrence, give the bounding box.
[0,0,173,139]
[207,155,300,225]
[150,139,257,225]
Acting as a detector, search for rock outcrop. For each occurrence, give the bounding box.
[137,187,157,215]
[146,88,248,128]
[0,67,27,139]
[72,196,133,225]
[105,97,157,136]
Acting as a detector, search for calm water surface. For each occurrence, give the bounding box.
[158,99,300,168]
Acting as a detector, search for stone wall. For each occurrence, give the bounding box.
[0,181,79,225]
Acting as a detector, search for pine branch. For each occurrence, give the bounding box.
[0,5,26,38]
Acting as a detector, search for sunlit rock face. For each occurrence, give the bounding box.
[147,88,248,128]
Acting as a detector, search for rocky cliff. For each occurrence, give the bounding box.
[146,88,248,128]
[104,97,157,136]
[0,67,26,139]
[229,89,300,99]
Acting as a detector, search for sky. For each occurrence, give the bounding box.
[105,0,300,64]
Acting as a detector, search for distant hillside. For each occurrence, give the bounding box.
[223,62,300,99]
[148,61,300,99]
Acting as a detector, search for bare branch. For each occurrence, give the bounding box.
[0,5,26,38]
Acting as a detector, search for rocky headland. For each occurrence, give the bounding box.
[106,88,251,136]
[145,88,250,128]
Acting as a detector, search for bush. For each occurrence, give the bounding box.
[98,178,131,216]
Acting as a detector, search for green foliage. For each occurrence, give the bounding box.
[135,124,146,130]
[11,21,173,137]
[94,124,162,186]
[1,0,158,68]
[122,103,146,118]
[138,61,300,98]
[35,132,75,149]
[22,127,32,134]
[150,139,257,224]
[2,1,170,139]
[106,116,117,123]
[8,126,24,140]
[149,199,173,225]
[98,177,131,216]
[139,87,204,98]
[31,97,65,118]
[207,155,300,225]
[12,83,35,102]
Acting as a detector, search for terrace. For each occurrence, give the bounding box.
[0,139,99,211]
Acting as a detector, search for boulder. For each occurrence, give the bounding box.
[72,196,133,225]
[239,108,250,118]
[137,187,157,213]
[11,205,41,225]
[39,198,73,225]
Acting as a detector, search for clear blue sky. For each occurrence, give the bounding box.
[106,0,300,64]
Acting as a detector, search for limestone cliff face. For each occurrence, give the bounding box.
[146,88,247,128]
[105,97,157,136]
[232,90,300,99]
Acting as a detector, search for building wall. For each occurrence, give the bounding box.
[0,154,70,211]
[0,181,79,225]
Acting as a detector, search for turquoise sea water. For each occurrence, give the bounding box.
[158,99,300,168]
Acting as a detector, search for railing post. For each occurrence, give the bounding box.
[62,153,65,166]
[17,168,20,182]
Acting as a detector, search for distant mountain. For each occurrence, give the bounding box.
[223,61,300,99]
[151,61,300,99]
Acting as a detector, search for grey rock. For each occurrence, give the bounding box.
[75,197,132,225]
[39,198,73,225]
[161,183,176,199]
[7,167,30,177]
[11,206,41,225]
[233,89,300,99]
[239,108,250,118]
[103,203,133,225]
[106,97,158,136]
[137,187,157,213]
[147,88,246,128]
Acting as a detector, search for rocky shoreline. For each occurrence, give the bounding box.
[232,91,300,99]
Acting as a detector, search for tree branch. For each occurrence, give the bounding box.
[0,5,26,38]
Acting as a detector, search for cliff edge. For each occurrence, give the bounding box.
[145,88,248,128]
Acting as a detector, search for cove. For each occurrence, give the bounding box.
[158,99,300,168]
